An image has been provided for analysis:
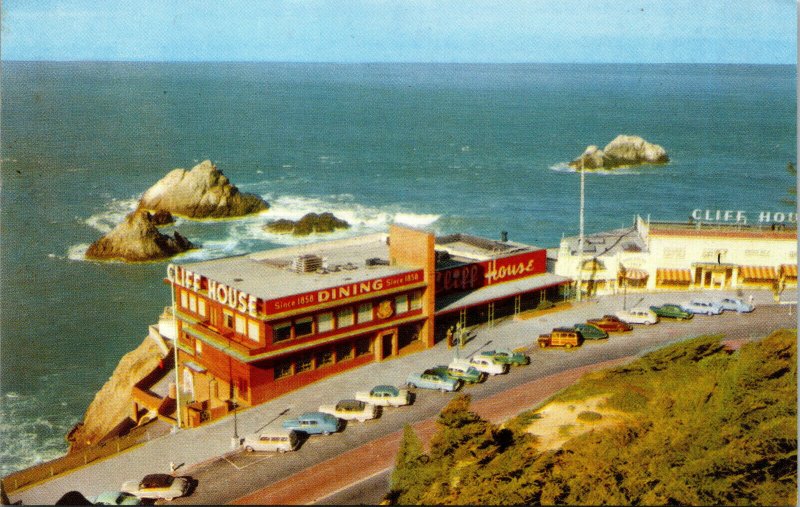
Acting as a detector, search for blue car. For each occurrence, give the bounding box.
[718,297,754,313]
[282,411,341,435]
[679,300,723,315]
[406,369,462,392]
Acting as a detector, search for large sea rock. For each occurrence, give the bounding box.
[264,212,350,236]
[67,335,166,452]
[138,160,268,218]
[569,135,669,170]
[85,209,195,262]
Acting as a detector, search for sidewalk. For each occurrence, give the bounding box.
[9,288,795,504]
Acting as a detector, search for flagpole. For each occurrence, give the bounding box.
[575,158,585,302]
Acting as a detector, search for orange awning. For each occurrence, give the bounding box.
[781,264,798,278]
[656,268,692,283]
[740,265,778,280]
[620,268,648,280]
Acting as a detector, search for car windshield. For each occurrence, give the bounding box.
[141,474,173,488]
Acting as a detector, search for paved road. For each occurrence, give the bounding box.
[9,289,795,505]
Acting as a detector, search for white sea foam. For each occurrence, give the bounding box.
[548,162,642,175]
[84,197,138,233]
[67,243,90,261]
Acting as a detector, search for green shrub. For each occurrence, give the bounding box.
[603,391,648,412]
[576,410,603,422]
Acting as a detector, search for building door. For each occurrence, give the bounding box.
[182,368,195,401]
[382,332,394,360]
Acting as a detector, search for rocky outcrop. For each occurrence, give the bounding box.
[569,135,669,170]
[85,209,195,262]
[138,160,269,218]
[264,212,350,236]
[67,336,166,452]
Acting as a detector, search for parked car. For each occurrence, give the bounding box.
[478,349,530,366]
[572,323,609,340]
[649,304,694,320]
[538,328,583,348]
[354,385,412,407]
[242,428,299,452]
[615,308,659,325]
[406,369,463,392]
[680,300,723,315]
[466,355,509,375]
[318,399,379,422]
[282,411,342,435]
[93,491,142,505]
[441,360,486,383]
[120,474,191,501]
[718,297,754,313]
[586,315,633,332]
[55,491,93,505]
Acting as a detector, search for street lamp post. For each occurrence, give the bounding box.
[575,157,586,302]
[169,273,182,431]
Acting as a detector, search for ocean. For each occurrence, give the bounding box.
[0,62,795,475]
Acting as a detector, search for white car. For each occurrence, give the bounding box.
[718,297,754,313]
[462,356,508,376]
[615,308,659,325]
[318,399,379,422]
[121,474,191,501]
[242,428,299,453]
[680,300,723,315]
[354,385,411,407]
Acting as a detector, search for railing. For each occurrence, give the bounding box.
[1,423,169,494]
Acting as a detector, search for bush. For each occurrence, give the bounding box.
[576,411,603,422]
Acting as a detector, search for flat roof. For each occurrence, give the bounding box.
[435,272,570,314]
[561,226,648,257]
[649,221,797,240]
[181,233,418,301]
[435,233,540,269]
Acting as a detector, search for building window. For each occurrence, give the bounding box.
[195,340,203,356]
[336,342,353,362]
[189,294,197,313]
[235,314,247,335]
[355,337,372,357]
[198,298,207,317]
[357,303,373,324]
[273,321,292,342]
[295,317,314,337]
[296,354,313,373]
[410,291,422,310]
[223,310,234,329]
[180,290,188,308]
[317,312,334,333]
[395,294,409,314]
[274,360,293,379]
[317,350,334,367]
[337,308,353,328]
[247,320,261,342]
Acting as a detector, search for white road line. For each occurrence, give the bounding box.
[307,466,392,505]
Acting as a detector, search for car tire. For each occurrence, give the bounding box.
[407,383,417,389]
[278,448,286,453]
[707,310,713,316]
[565,344,572,349]
[539,342,546,348]
[245,446,254,452]
[645,321,652,325]
[323,431,331,436]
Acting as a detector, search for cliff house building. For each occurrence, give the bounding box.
[148,225,571,427]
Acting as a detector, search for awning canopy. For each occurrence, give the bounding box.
[434,273,571,314]
[656,268,692,283]
[740,265,778,281]
[781,264,798,278]
[183,361,207,373]
[619,268,648,280]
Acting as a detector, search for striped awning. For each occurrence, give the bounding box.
[620,268,648,280]
[781,264,798,278]
[740,265,778,281]
[656,268,692,283]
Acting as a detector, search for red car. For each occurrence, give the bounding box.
[586,315,633,332]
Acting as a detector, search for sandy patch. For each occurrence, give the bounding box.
[524,395,626,450]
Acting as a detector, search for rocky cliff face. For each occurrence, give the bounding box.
[67,336,166,452]
[264,212,350,235]
[139,160,269,218]
[569,135,669,170]
[85,209,195,262]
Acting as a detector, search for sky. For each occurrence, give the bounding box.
[1,0,796,64]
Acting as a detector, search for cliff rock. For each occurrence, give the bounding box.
[569,135,669,170]
[139,160,269,218]
[264,212,350,236]
[85,209,195,262]
[67,336,166,452]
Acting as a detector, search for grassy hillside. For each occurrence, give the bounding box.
[388,330,797,505]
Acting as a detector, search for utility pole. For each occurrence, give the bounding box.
[575,158,585,302]
[170,272,182,431]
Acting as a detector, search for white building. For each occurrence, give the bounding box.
[555,215,797,296]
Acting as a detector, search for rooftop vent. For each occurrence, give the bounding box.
[292,254,323,273]
[366,257,390,266]
[342,262,358,271]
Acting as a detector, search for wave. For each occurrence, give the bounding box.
[83,197,138,233]
[67,243,91,261]
[548,162,641,175]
